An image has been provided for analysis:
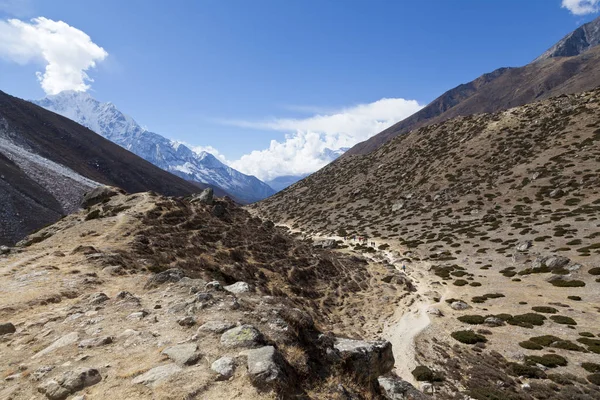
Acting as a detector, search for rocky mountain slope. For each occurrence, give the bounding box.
[33,91,275,203]
[0,188,418,400]
[0,90,203,246]
[253,88,600,398]
[345,15,600,157]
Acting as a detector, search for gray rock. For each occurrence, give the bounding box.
[0,245,10,255]
[191,188,213,205]
[144,268,185,289]
[81,186,122,208]
[334,338,394,382]
[78,336,114,348]
[544,256,570,270]
[127,311,148,320]
[0,322,16,335]
[224,281,251,294]
[246,346,286,387]
[549,188,564,198]
[313,239,338,249]
[131,363,182,387]
[195,292,213,302]
[220,325,264,348]
[450,301,469,310]
[33,332,79,359]
[198,320,235,334]
[427,307,443,317]
[38,368,101,400]
[378,375,427,399]
[516,241,532,252]
[161,343,201,366]
[484,317,505,327]
[205,281,223,291]
[89,292,109,305]
[420,382,434,394]
[567,263,582,272]
[211,356,235,379]
[177,316,196,327]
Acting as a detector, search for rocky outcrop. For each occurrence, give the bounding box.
[246,346,287,388]
[38,368,101,400]
[378,375,427,400]
[131,364,182,387]
[220,325,264,348]
[191,188,214,205]
[81,186,123,209]
[162,343,201,366]
[144,268,185,289]
[334,338,395,382]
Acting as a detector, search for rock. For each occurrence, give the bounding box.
[198,320,236,334]
[392,202,405,212]
[144,268,185,289]
[161,343,201,366]
[33,332,79,359]
[0,245,10,255]
[177,316,196,327]
[521,383,531,390]
[484,317,505,327]
[38,368,101,400]
[81,186,122,208]
[549,188,564,198]
[212,204,226,218]
[378,375,427,399]
[32,366,54,381]
[334,338,394,382]
[205,281,223,291]
[224,281,251,294]
[88,292,109,305]
[450,301,469,310]
[246,346,286,387]
[220,325,264,348]
[127,311,148,320]
[191,188,213,205]
[0,322,16,335]
[131,363,182,388]
[313,239,338,249]
[195,292,213,302]
[567,263,582,272]
[78,336,114,348]
[544,256,570,270]
[211,356,235,379]
[516,241,532,252]
[420,382,434,394]
[427,307,443,317]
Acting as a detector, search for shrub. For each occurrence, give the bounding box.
[547,374,574,385]
[507,363,546,379]
[531,306,558,314]
[411,366,443,382]
[550,279,586,287]
[451,330,487,344]
[525,354,568,368]
[457,315,486,325]
[519,341,543,350]
[550,315,577,325]
[470,282,482,287]
[551,340,586,352]
[453,279,469,286]
[508,313,546,328]
[530,335,561,346]
[85,209,101,221]
[567,296,582,301]
[587,374,600,385]
[589,267,600,275]
[583,363,600,373]
[577,337,600,346]
[579,332,595,338]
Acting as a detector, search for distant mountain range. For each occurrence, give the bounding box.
[33,91,275,204]
[345,15,600,157]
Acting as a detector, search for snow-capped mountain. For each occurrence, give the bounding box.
[33,91,275,203]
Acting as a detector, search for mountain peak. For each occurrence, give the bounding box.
[534,15,600,62]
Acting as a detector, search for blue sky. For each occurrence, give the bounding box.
[0,0,599,180]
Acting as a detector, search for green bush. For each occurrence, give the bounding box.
[551,340,586,352]
[411,366,443,382]
[507,363,546,379]
[451,330,487,344]
[85,209,101,221]
[547,374,574,385]
[453,279,468,286]
[587,373,600,385]
[550,279,586,287]
[530,335,560,346]
[525,354,568,368]
[579,332,595,338]
[469,282,482,287]
[567,296,582,301]
[589,267,600,275]
[550,315,577,325]
[457,315,486,325]
[508,313,546,328]
[582,362,600,373]
[519,341,543,350]
[531,306,558,314]
[577,337,600,346]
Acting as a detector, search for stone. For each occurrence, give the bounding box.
[144,268,185,289]
[161,343,201,366]
[127,311,148,320]
[81,186,122,208]
[88,292,109,305]
[205,281,223,291]
[212,204,226,217]
[78,336,114,348]
[220,325,264,348]
[544,256,570,270]
[224,282,251,294]
[196,292,213,302]
[198,320,236,334]
[246,346,286,387]
[211,356,235,379]
[420,382,434,394]
[567,263,582,272]
[312,239,338,249]
[484,317,505,327]
[191,188,213,205]
[334,338,394,382]
[131,363,182,387]
[450,301,469,310]
[427,307,443,317]
[378,375,427,399]
[0,322,16,335]
[516,241,532,252]
[38,368,101,400]
[177,316,196,327]
[0,245,10,255]
[549,188,564,198]
[33,332,79,359]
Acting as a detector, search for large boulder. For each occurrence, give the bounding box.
[312,239,338,249]
[450,301,469,311]
[224,281,251,294]
[199,320,236,334]
[38,368,101,400]
[132,364,182,388]
[81,186,122,209]
[161,343,201,366]
[334,338,395,382]
[378,375,427,400]
[144,268,185,289]
[211,356,235,380]
[246,346,286,388]
[516,241,532,252]
[191,188,214,205]
[220,325,264,348]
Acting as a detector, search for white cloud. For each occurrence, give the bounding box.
[0,17,107,94]
[225,98,423,181]
[561,0,600,15]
